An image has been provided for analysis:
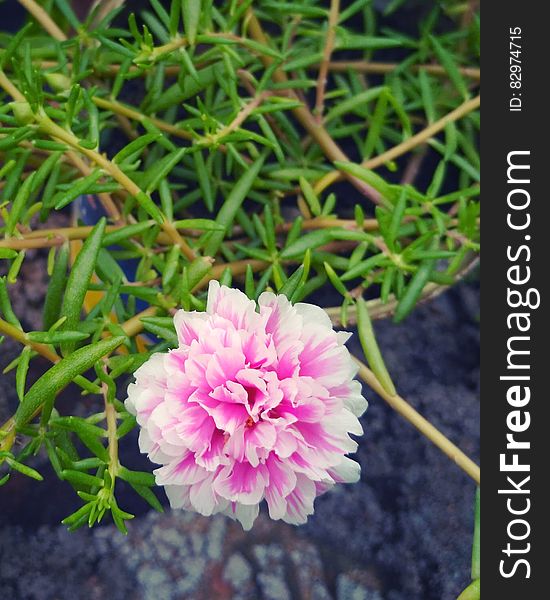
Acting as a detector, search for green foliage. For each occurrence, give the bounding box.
[0,0,479,531]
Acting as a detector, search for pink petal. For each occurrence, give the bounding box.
[195,429,228,471]
[173,404,215,453]
[154,452,210,486]
[214,462,269,505]
[207,281,258,330]
[203,400,248,436]
[189,470,227,515]
[272,429,299,458]
[205,347,246,389]
[265,455,297,520]
[282,474,316,525]
[258,292,304,378]
[164,484,192,509]
[173,309,209,347]
[244,421,277,467]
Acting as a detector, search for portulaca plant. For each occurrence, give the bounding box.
[0,0,479,597]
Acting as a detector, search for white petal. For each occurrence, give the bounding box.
[164,484,191,509]
[294,301,333,331]
[173,309,208,347]
[330,456,361,484]
[330,408,364,436]
[282,474,316,525]
[189,475,218,515]
[233,502,260,531]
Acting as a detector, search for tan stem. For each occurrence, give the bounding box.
[365,95,481,168]
[148,32,259,63]
[0,318,60,363]
[120,306,158,338]
[102,360,120,479]
[324,61,480,81]
[92,97,193,141]
[20,225,116,241]
[354,357,480,484]
[314,95,481,194]
[0,237,65,250]
[105,400,119,475]
[276,217,381,234]
[33,60,480,81]
[326,254,479,325]
[0,69,26,102]
[0,418,16,453]
[213,91,271,141]
[0,72,195,259]
[14,216,381,247]
[90,0,126,29]
[43,114,196,260]
[326,281,449,325]
[210,258,268,282]
[245,9,382,204]
[17,0,67,41]
[93,96,246,163]
[65,151,122,223]
[315,0,340,120]
[20,223,162,241]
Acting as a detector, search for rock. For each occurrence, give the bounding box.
[223,553,253,589]
[337,573,384,600]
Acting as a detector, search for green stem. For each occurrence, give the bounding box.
[103,370,120,480]
[457,579,480,600]
[356,297,396,395]
[0,418,16,455]
[471,488,480,580]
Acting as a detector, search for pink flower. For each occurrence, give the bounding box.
[125,281,367,530]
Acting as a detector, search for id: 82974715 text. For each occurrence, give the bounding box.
[509,27,522,112]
